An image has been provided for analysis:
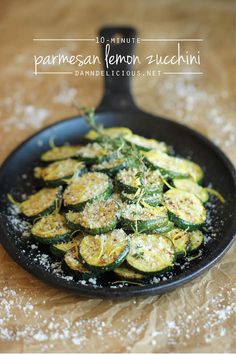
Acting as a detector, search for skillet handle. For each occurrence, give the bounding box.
[96,26,138,112]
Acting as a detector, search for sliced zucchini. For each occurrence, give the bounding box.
[165,228,190,257]
[20,187,62,219]
[121,191,163,207]
[76,143,109,164]
[126,234,175,274]
[116,168,163,195]
[41,145,82,162]
[91,157,130,176]
[125,134,169,153]
[188,230,204,252]
[85,127,132,141]
[153,221,175,234]
[181,160,204,184]
[164,189,206,230]
[34,159,85,186]
[121,204,169,232]
[173,178,209,203]
[144,151,188,178]
[31,214,72,244]
[63,172,112,211]
[64,246,94,279]
[79,229,129,272]
[144,151,204,182]
[65,198,120,234]
[50,234,82,257]
[113,263,145,280]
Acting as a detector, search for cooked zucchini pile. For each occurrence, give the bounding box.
[9,111,224,284]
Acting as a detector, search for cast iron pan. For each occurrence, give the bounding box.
[0,27,235,298]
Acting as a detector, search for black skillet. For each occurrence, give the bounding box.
[0,27,235,298]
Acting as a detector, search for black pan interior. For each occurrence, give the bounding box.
[0,111,235,298]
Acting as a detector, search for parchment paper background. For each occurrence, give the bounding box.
[0,0,235,353]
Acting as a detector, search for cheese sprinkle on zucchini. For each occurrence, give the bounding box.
[8,115,223,284]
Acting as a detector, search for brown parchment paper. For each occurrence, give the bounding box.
[0,0,235,353]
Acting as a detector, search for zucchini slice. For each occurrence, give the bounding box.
[20,187,62,219]
[121,191,163,207]
[50,235,82,257]
[76,143,109,164]
[65,198,120,234]
[113,263,145,280]
[181,160,204,184]
[121,204,169,232]
[64,246,94,279]
[144,151,204,182]
[153,221,175,234]
[126,234,175,274]
[188,230,204,252]
[173,178,209,203]
[34,159,85,186]
[164,189,206,230]
[165,228,190,257]
[79,229,129,272]
[31,214,72,244]
[144,151,188,178]
[125,134,169,153]
[116,168,163,195]
[85,127,132,141]
[41,145,82,162]
[91,157,129,176]
[63,172,112,211]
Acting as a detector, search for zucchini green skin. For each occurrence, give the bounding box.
[34,159,86,187]
[164,189,206,231]
[116,169,163,195]
[33,232,72,245]
[91,159,130,177]
[65,213,118,235]
[140,194,163,207]
[124,134,169,153]
[121,204,169,233]
[37,169,87,187]
[153,221,175,234]
[80,246,129,273]
[75,143,110,165]
[165,228,190,258]
[21,186,63,220]
[31,213,72,245]
[187,230,204,253]
[172,178,209,203]
[41,145,82,162]
[49,235,82,257]
[79,231,129,273]
[63,246,95,279]
[144,157,188,179]
[85,127,132,141]
[120,191,163,207]
[126,234,175,274]
[64,183,113,212]
[144,151,204,182]
[120,217,169,233]
[76,155,108,165]
[69,221,117,235]
[168,211,204,231]
[113,264,145,280]
[41,176,71,187]
[63,172,113,211]
[50,243,72,258]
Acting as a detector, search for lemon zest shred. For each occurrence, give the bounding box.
[7,194,21,208]
[204,188,225,203]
